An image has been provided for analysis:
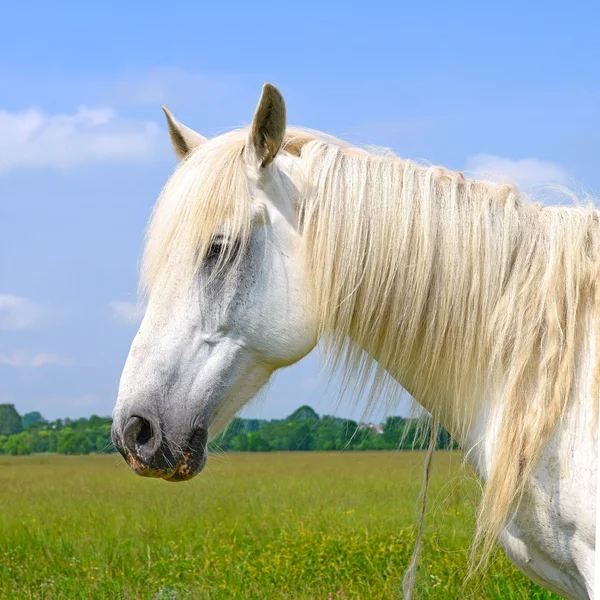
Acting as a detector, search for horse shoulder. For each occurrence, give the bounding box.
[500,392,596,599]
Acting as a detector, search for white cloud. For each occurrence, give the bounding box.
[0,295,45,330]
[465,154,567,188]
[110,301,144,325]
[0,351,28,367]
[0,351,73,368]
[0,106,161,173]
[30,353,74,368]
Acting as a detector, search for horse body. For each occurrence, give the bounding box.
[111,84,597,598]
[359,260,598,597]
[464,365,596,598]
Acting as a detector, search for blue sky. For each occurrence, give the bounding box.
[1,1,599,421]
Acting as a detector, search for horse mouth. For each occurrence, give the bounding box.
[161,450,206,482]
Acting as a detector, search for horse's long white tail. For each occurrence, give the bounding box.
[402,420,438,599]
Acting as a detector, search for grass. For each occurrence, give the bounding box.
[0,452,559,599]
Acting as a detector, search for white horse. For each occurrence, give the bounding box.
[111,83,598,598]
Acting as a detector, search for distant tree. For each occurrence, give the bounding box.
[287,405,320,422]
[22,411,45,429]
[88,415,105,428]
[211,417,246,450]
[313,416,342,450]
[5,432,31,455]
[93,425,114,453]
[359,436,373,450]
[382,416,406,448]
[372,433,392,450]
[337,419,360,449]
[437,426,454,450]
[247,433,271,452]
[243,419,267,433]
[230,432,249,452]
[0,404,23,436]
[57,429,91,455]
[29,429,58,453]
[227,418,246,436]
[288,420,314,450]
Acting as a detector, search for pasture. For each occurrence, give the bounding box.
[0,452,558,599]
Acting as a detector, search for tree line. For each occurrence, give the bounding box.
[0,404,113,456]
[0,403,456,456]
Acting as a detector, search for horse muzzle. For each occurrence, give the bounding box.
[112,414,208,482]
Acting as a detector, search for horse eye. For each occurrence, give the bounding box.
[206,239,225,261]
[205,236,240,263]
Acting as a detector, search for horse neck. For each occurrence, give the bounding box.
[302,144,599,448]
[304,158,507,441]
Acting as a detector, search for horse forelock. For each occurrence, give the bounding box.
[140,126,349,295]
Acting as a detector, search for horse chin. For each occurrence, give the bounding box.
[162,471,198,483]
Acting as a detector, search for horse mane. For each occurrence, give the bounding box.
[299,139,600,571]
[142,125,600,572]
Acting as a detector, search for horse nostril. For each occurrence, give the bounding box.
[136,418,153,446]
[123,416,156,457]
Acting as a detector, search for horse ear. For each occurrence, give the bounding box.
[161,106,207,160]
[246,83,287,169]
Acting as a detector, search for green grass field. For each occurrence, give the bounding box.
[0,452,559,599]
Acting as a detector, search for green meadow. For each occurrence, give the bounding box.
[0,452,558,599]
